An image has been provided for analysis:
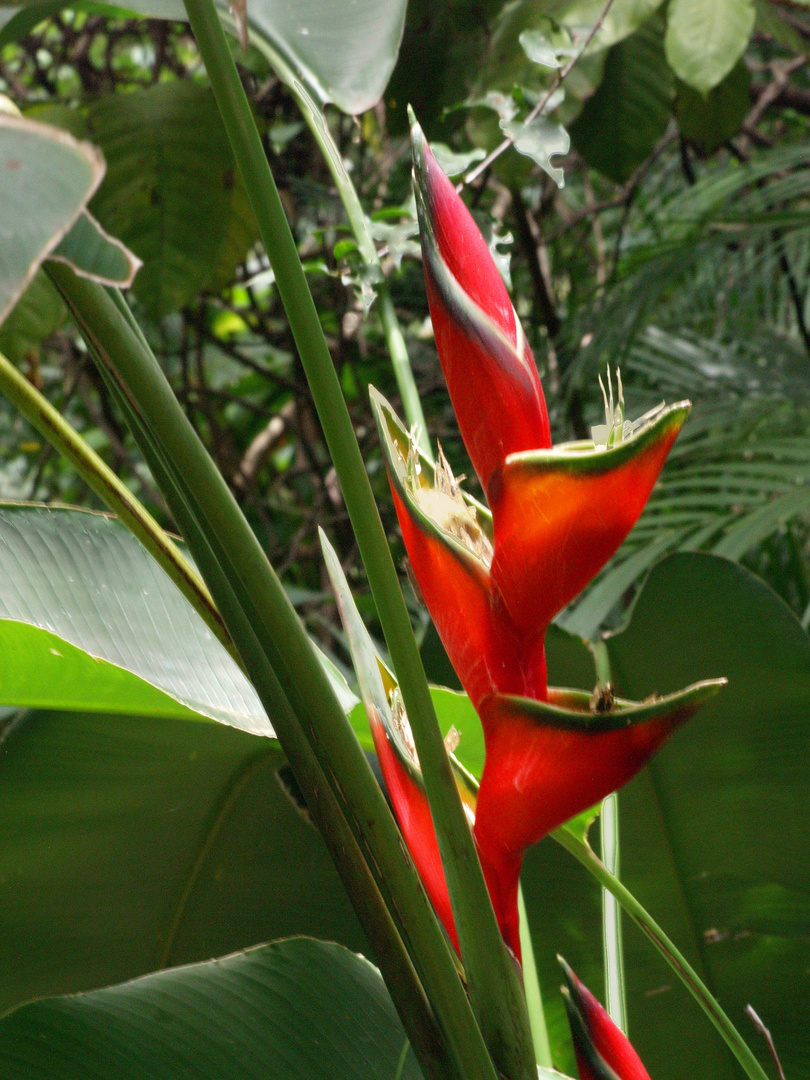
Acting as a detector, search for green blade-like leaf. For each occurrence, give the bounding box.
[0,113,104,324]
[0,938,422,1080]
[2,0,407,115]
[608,552,810,1078]
[0,710,367,1014]
[0,504,270,733]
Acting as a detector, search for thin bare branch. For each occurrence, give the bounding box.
[460,0,618,189]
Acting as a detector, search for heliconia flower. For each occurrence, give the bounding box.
[357,117,726,963]
[371,389,724,956]
[559,957,652,1080]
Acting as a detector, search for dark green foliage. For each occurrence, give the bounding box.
[570,16,673,183]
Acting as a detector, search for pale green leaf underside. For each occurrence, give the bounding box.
[1,0,407,114]
[50,209,141,287]
[0,114,103,325]
[0,504,271,734]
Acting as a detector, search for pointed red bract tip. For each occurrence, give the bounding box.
[411,122,551,495]
[561,959,651,1080]
[473,693,696,864]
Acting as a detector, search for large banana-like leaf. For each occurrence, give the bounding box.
[0,709,367,1015]
[0,937,420,1080]
[0,504,271,732]
[0,0,406,115]
[0,504,356,732]
[608,553,809,1079]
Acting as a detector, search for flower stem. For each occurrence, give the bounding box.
[179,3,536,1075]
[600,793,627,1033]
[593,639,627,1033]
[553,827,771,1080]
[518,885,554,1068]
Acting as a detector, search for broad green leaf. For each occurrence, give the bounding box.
[608,553,810,1079]
[570,15,673,183]
[0,938,420,1080]
[85,82,258,318]
[50,210,142,287]
[0,504,271,734]
[665,0,755,95]
[0,270,66,363]
[2,0,407,115]
[0,711,367,1014]
[675,60,751,154]
[0,113,104,325]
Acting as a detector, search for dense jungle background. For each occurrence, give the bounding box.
[0,1,809,1078]
[2,0,810,641]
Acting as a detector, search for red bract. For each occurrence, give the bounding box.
[560,957,652,1080]
[368,702,462,953]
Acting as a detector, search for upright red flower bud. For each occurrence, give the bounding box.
[411,117,551,499]
[560,957,652,1080]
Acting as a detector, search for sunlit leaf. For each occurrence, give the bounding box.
[0,504,271,733]
[665,0,755,94]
